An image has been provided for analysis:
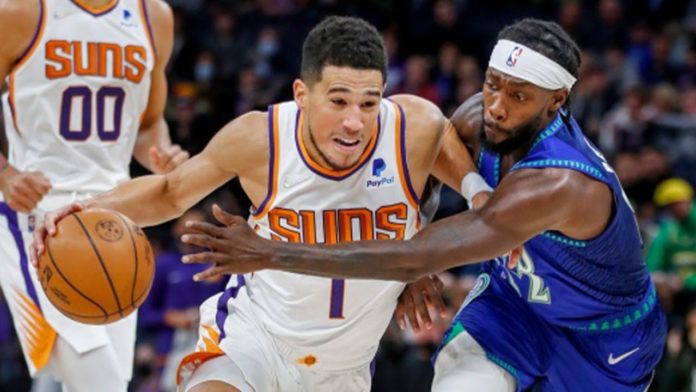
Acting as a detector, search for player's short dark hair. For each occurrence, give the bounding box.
[301,16,388,86]
[498,18,581,80]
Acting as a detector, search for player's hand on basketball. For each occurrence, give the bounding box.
[396,275,446,332]
[181,204,269,280]
[148,145,190,174]
[29,202,84,268]
[0,166,52,213]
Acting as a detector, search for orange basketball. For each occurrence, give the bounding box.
[38,209,155,325]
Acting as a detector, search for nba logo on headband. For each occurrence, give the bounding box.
[506,47,523,67]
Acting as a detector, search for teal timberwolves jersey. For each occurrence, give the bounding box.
[477,112,653,329]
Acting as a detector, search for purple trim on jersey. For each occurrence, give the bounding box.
[294,109,382,181]
[15,0,43,65]
[394,102,420,205]
[328,279,345,318]
[216,274,246,340]
[70,0,119,16]
[140,0,157,56]
[0,203,41,311]
[254,105,277,215]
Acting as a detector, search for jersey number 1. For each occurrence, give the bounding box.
[60,86,125,141]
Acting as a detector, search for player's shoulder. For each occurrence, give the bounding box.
[388,94,445,138]
[141,0,173,28]
[388,94,444,125]
[450,92,483,145]
[222,110,269,145]
[0,0,40,60]
[142,0,173,18]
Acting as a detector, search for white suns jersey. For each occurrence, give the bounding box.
[246,100,421,370]
[1,0,154,198]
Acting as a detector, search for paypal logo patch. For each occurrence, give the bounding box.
[372,158,386,177]
[367,158,394,188]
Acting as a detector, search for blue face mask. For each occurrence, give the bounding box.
[195,62,215,82]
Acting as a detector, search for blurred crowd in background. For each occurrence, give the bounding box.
[2,0,696,391]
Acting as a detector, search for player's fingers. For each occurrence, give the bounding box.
[168,150,189,172]
[433,274,445,291]
[212,204,243,227]
[181,251,220,264]
[148,146,161,166]
[158,146,180,169]
[9,194,34,213]
[29,242,39,268]
[193,265,225,282]
[180,233,222,249]
[404,292,421,332]
[424,279,447,317]
[33,172,52,191]
[394,301,407,330]
[45,211,63,236]
[26,172,52,194]
[32,224,48,258]
[413,290,432,329]
[15,181,43,205]
[184,221,227,238]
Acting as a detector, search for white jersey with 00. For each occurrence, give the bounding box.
[179,99,421,388]
[2,0,154,201]
[0,0,154,378]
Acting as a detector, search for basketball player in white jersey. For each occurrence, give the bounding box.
[0,0,188,391]
[32,16,490,391]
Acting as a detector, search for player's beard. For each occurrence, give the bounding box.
[478,109,544,156]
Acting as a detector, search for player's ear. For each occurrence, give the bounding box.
[293,79,308,110]
[549,89,568,113]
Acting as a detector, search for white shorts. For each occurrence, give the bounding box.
[179,290,371,392]
[0,200,135,381]
[432,331,516,392]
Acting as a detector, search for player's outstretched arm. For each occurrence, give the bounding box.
[0,0,52,213]
[132,0,189,174]
[30,112,268,266]
[181,168,611,282]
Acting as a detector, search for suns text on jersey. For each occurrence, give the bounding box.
[264,203,410,244]
[44,40,147,83]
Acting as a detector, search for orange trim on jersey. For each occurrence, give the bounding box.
[296,111,379,179]
[9,0,47,133]
[13,289,56,371]
[251,105,280,219]
[72,0,118,15]
[176,351,224,386]
[392,101,419,211]
[176,324,224,386]
[137,0,157,56]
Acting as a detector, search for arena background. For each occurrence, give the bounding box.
[1,0,695,391]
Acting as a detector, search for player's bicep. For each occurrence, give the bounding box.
[475,169,578,245]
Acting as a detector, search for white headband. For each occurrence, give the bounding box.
[488,39,576,90]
